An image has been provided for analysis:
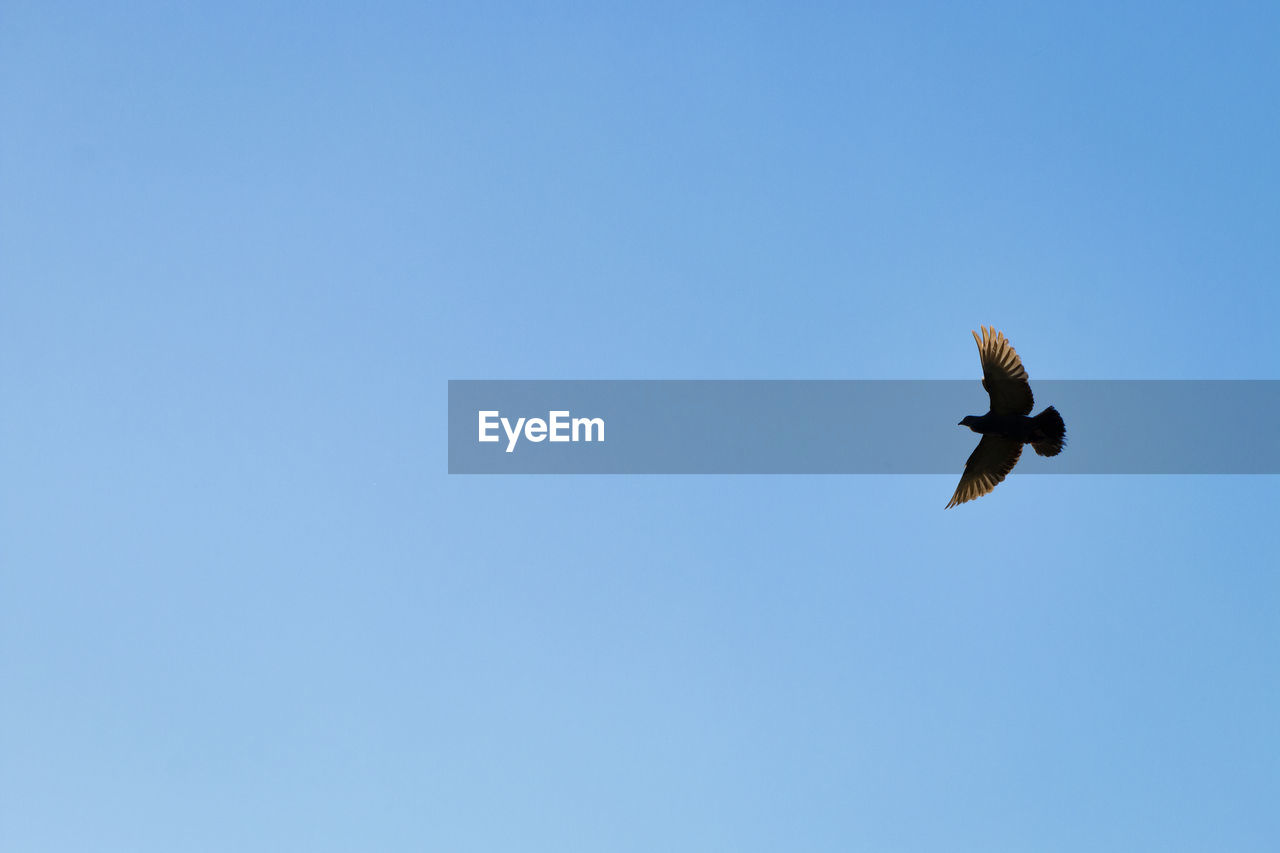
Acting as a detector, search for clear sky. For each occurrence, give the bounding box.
[3,2,1279,851]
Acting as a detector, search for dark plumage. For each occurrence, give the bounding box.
[946,327,1066,508]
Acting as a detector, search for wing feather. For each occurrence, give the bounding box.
[974,325,1034,416]
[945,434,1023,508]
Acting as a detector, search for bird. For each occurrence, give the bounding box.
[946,327,1066,508]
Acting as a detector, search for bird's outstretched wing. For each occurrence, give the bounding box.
[946,435,1023,508]
[973,326,1034,416]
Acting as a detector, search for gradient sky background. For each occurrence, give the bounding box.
[4,3,1279,851]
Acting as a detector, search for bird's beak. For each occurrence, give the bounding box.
[957,420,964,426]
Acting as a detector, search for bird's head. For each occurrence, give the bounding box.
[958,415,980,431]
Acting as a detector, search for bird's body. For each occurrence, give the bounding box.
[959,411,1060,446]
[947,327,1066,508]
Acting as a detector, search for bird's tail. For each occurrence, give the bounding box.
[1031,406,1066,457]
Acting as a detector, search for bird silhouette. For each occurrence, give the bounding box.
[946,327,1066,508]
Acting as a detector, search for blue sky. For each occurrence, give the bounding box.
[3,2,1278,851]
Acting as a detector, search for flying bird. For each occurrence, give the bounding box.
[946,327,1066,508]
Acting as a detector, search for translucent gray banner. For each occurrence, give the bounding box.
[447,381,1280,474]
